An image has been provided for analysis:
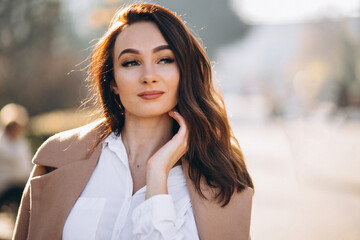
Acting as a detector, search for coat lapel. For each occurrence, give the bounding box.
[27,121,106,239]
[28,142,102,239]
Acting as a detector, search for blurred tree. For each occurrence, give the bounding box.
[315,19,360,108]
[0,0,87,115]
[335,28,360,107]
[292,19,360,111]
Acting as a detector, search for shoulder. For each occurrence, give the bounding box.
[32,119,107,168]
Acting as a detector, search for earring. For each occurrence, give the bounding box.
[114,96,125,115]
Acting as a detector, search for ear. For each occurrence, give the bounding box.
[110,81,119,95]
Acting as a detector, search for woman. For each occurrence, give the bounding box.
[13,3,254,240]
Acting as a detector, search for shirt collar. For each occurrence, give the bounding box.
[102,132,129,166]
[102,132,121,147]
[102,132,186,187]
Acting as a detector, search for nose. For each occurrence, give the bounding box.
[141,64,158,84]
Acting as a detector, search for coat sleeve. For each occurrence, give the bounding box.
[193,186,253,240]
[182,159,253,240]
[12,164,47,240]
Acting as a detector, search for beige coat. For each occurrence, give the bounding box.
[13,120,253,240]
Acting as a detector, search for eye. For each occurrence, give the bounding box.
[121,60,139,67]
[158,57,175,64]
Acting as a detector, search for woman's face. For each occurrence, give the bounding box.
[112,21,180,118]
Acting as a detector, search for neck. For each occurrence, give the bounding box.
[121,112,173,167]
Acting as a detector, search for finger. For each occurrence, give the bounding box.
[168,110,189,149]
[168,109,186,127]
[168,110,188,135]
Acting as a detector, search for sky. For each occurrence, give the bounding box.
[232,0,360,24]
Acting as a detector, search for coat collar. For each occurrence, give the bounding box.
[32,119,107,168]
[28,120,106,239]
[28,119,252,240]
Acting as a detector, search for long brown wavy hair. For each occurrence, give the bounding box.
[88,3,253,207]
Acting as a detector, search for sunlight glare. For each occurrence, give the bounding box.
[232,0,360,24]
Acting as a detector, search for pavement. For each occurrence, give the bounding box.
[1,116,359,240]
[231,117,360,240]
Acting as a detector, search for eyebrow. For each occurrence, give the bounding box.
[117,44,171,60]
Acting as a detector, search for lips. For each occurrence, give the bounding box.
[137,90,165,100]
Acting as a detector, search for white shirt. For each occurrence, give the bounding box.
[63,133,199,240]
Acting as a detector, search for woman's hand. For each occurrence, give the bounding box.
[145,109,189,199]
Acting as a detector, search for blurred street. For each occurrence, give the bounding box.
[232,117,360,240]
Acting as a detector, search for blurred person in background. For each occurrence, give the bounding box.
[0,103,32,219]
[13,4,253,240]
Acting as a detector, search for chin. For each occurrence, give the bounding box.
[127,107,174,118]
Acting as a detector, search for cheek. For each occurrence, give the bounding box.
[114,71,136,95]
[166,68,180,95]
[167,80,179,105]
[172,80,180,98]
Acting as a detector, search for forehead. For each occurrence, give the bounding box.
[114,21,168,54]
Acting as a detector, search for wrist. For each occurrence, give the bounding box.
[147,157,171,175]
[145,165,169,199]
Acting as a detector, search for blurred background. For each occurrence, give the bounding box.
[0,0,359,239]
